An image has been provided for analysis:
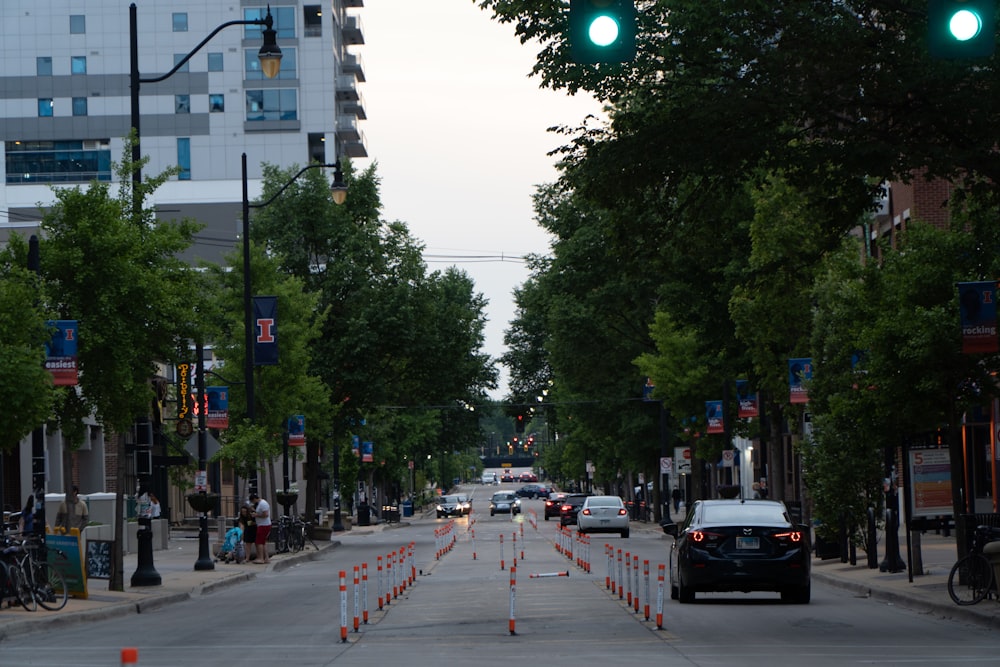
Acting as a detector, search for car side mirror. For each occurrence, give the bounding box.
[660,520,679,537]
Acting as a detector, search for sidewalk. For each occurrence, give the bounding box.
[0,523,382,641]
[3,515,1000,640]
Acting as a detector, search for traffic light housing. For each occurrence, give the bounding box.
[929,0,996,59]
[515,414,525,433]
[569,0,636,64]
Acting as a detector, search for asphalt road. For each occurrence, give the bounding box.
[3,493,1000,666]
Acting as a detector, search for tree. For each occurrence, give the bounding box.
[0,237,53,452]
[39,149,201,590]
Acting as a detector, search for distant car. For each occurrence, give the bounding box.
[558,494,589,526]
[577,495,629,538]
[490,492,521,516]
[436,495,467,519]
[544,492,568,521]
[456,494,472,515]
[515,483,549,499]
[519,471,538,483]
[500,472,515,483]
[481,472,499,485]
[662,499,811,604]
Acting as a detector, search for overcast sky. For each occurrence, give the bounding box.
[357,1,603,398]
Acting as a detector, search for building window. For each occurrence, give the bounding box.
[208,52,224,72]
[173,54,190,73]
[245,89,298,121]
[209,94,225,112]
[308,133,326,163]
[304,6,322,37]
[175,95,190,114]
[38,99,53,117]
[172,13,188,32]
[244,6,296,39]
[72,97,88,116]
[69,15,85,34]
[6,140,113,184]
[177,139,191,180]
[71,56,87,75]
[37,57,52,76]
[245,47,296,79]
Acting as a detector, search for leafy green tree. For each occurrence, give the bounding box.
[39,149,201,590]
[0,237,54,451]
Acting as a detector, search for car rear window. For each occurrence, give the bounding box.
[588,497,621,507]
[702,503,789,524]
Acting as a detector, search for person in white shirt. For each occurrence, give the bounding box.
[249,492,271,563]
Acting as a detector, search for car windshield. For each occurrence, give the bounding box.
[441,496,459,504]
[702,503,790,524]
[493,494,514,502]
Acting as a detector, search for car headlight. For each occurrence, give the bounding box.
[436,504,443,511]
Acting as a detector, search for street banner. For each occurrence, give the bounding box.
[705,400,724,434]
[206,386,229,429]
[958,281,999,354]
[288,414,305,446]
[362,440,374,463]
[45,319,79,386]
[788,358,812,404]
[352,434,360,457]
[642,377,655,401]
[253,296,279,365]
[735,379,759,418]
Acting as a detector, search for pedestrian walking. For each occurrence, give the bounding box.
[671,487,682,515]
[56,486,89,534]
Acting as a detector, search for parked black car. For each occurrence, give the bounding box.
[558,494,589,526]
[662,499,811,604]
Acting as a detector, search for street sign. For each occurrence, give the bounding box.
[674,447,692,474]
[660,457,673,474]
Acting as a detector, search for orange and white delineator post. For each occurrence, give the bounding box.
[121,648,138,666]
[339,570,348,642]
[508,565,517,636]
[643,559,650,620]
[362,562,369,624]
[656,563,666,630]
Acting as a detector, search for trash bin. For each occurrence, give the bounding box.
[357,503,371,527]
[383,505,400,523]
[402,500,413,518]
[984,541,1000,587]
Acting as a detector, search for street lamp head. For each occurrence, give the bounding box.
[330,160,348,205]
[257,6,283,79]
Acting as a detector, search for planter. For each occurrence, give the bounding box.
[276,491,298,510]
[186,493,219,514]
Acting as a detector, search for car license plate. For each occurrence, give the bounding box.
[499,503,509,509]
[600,519,610,524]
[736,536,759,549]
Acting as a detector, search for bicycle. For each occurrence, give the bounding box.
[273,515,291,554]
[23,536,69,611]
[947,524,1000,605]
[289,517,319,552]
[1,534,37,612]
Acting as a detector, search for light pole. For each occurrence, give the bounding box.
[241,154,347,423]
[126,0,280,586]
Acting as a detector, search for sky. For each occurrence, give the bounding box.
[356,1,603,399]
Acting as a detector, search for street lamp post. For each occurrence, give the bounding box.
[241,153,346,507]
[126,0,281,585]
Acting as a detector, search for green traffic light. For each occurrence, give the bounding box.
[949,8,983,40]
[588,14,620,47]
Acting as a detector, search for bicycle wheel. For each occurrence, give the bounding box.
[948,553,993,605]
[11,564,37,612]
[274,524,288,554]
[289,525,304,553]
[33,562,68,611]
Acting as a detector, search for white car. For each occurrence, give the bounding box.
[481,472,499,485]
[576,495,630,538]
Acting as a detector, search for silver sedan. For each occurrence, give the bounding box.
[576,495,629,538]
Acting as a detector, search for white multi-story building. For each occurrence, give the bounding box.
[0,1,365,510]
[0,0,366,264]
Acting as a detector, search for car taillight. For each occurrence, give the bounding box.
[689,530,724,543]
[561,504,572,511]
[772,531,804,543]
[617,508,628,516]
[581,508,592,516]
